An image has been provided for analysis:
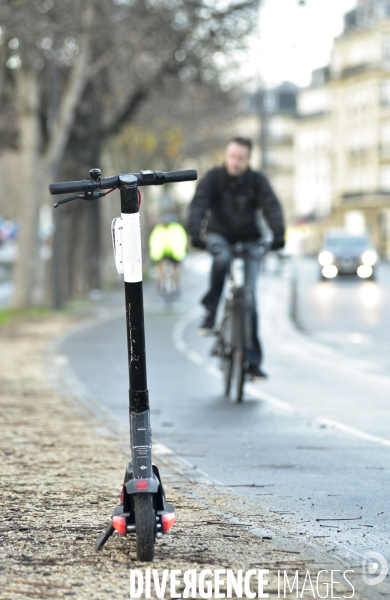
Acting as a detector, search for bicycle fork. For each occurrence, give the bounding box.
[96,175,175,557]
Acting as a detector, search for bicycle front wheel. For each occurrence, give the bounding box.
[219,315,233,396]
[223,347,233,396]
[231,347,245,403]
[135,493,156,562]
[231,300,246,403]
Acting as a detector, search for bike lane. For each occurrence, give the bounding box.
[57,254,390,577]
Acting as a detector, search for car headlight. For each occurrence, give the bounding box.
[322,265,338,278]
[357,265,372,278]
[361,250,377,267]
[318,250,333,266]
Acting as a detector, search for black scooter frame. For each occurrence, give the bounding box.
[50,168,197,560]
[95,175,174,554]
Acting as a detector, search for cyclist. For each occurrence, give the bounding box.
[187,137,285,379]
[149,218,188,294]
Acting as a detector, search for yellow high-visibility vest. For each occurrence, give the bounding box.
[149,223,187,262]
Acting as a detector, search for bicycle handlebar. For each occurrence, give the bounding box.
[229,240,271,253]
[49,169,197,195]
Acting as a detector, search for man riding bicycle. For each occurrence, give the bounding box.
[188,137,285,380]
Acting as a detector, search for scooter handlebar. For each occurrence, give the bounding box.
[49,169,197,195]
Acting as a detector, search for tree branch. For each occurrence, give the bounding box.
[43,4,94,167]
[100,57,183,140]
[101,87,149,139]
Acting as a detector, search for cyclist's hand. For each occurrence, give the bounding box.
[271,235,285,251]
[191,235,206,250]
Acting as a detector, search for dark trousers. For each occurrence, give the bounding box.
[201,233,263,368]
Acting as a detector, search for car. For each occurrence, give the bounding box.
[318,228,378,280]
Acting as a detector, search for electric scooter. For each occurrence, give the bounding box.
[50,167,197,561]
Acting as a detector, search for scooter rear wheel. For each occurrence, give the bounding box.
[135,493,155,561]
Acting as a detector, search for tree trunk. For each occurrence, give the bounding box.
[11,68,41,308]
[11,4,93,308]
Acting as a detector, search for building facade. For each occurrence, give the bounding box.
[294,0,390,257]
[249,82,298,226]
[294,68,332,221]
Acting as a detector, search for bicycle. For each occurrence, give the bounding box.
[150,221,187,302]
[212,241,269,403]
[158,256,180,301]
[50,166,197,561]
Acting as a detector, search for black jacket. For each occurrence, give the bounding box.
[188,165,285,245]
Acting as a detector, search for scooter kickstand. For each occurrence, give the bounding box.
[96,522,115,551]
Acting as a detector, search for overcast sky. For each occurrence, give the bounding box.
[246,0,358,88]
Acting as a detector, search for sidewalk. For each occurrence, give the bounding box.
[0,306,369,599]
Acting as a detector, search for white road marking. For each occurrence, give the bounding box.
[172,306,390,448]
[246,384,294,412]
[319,417,390,447]
[172,306,203,362]
[186,350,205,365]
[207,364,222,378]
[153,443,174,455]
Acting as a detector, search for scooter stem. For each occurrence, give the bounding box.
[119,174,152,480]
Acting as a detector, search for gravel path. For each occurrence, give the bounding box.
[0,314,370,599]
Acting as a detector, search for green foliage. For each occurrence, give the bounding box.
[0,307,51,325]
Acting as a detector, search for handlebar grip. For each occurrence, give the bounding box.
[49,179,94,195]
[163,169,197,183]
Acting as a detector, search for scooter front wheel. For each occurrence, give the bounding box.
[135,493,156,562]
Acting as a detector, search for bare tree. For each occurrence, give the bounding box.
[0,0,259,307]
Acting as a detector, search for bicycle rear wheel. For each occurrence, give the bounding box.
[134,493,156,562]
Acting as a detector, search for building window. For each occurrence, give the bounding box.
[268,117,287,139]
[381,121,390,144]
[263,148,276,166]
[381,80,390,106]
[383,34,390,69]
[380,165,390,190]
[382,1,390,17]
[264,92,277,112]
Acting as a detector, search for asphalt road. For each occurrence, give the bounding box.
[295,257,390,375]
[59,253,390,572]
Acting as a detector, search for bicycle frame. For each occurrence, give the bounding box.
[158,257,179,300]
[213,242,267,402]
[225,247,256,351]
